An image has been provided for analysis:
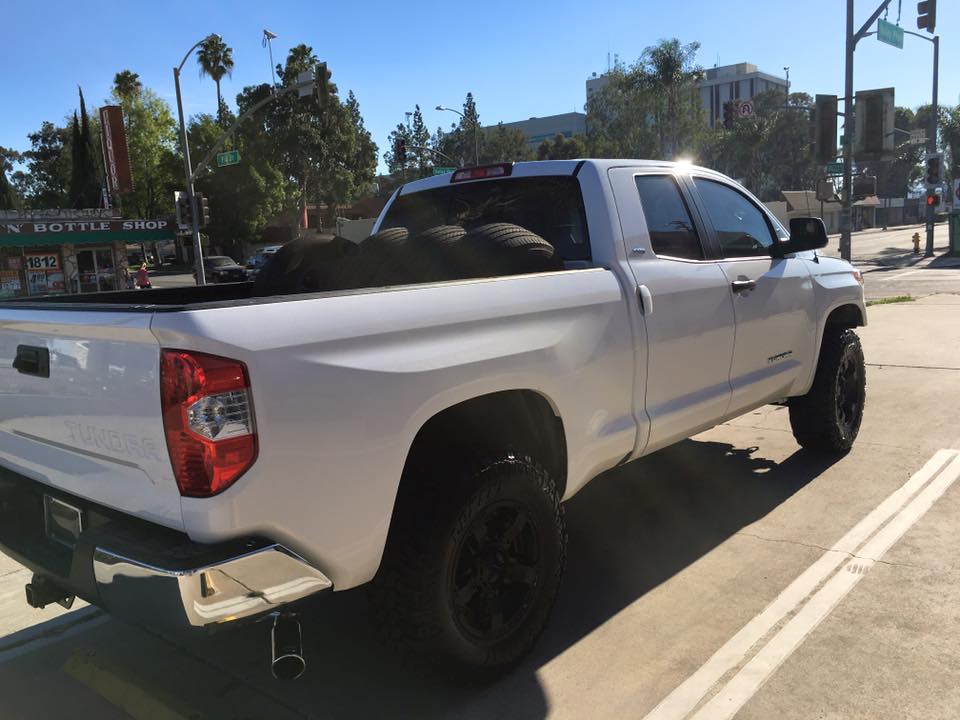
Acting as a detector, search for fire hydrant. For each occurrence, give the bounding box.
[912,232,921,254]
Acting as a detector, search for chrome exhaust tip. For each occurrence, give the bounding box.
[271,613,306,680]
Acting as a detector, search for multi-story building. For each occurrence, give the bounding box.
[586,62,789,128]
[699,63,788,128]
[486,112,587,152]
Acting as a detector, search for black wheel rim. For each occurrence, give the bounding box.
[450,500,542,644]
[835,349,862,434]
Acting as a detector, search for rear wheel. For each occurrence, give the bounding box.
[789,327,866,453]
[369,455,566,676]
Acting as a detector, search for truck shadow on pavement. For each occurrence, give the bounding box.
[0,438,838,720]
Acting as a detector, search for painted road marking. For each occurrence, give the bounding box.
[693,450,960,720]
[642,448,959,720]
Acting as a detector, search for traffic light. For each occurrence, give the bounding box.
[315,62,332,108]
[394,137,406,164]
[926,192,940,208]
[852,174,877,200]
[196,194,211,227]
[814,95,838,164]
[917,0,936,33]
[924,153,942,187]
[722,101,735,130]
[175,191,192,229]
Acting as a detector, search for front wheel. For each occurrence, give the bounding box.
[368,456,566,677]
[789,327,866,453]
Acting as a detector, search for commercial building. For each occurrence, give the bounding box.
[0,209,175,297]
[586,62,789,128]
[486,112,587,151]
[699,63,788,128]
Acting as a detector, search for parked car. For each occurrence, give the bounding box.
[197,255,248,283]
[0,160,866,680]
[245,245,283,277]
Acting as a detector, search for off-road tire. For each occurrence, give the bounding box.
[789,327,866,453]
[456,223,560,277]
[368,455,566,678]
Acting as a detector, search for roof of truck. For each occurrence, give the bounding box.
[396,159,723,196]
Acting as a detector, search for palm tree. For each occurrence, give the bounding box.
[113,70,142,100]
[197,36,234,126]
[641,39,703,158]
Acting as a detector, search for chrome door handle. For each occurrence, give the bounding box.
[731,279,757,293]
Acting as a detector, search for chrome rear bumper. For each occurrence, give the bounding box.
[93,543,332,629]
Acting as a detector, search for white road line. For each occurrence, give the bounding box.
[692,451,960,720]
[875,268,926,282]
[641,449,958,720]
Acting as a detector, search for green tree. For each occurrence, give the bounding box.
[111,85,179,218]
[237,45,378,230]
[12,121,70,208]
[69,88,102,208]
[536,133,587,160]
[197,36,235,127]
[410,105,431,174]
[113,70,143,100]
[0,146,20,210]
[482,123,531,163]
[585,61,660,159]
[641,39,705,158]
[384,122,413,175]
[190,109,293,258]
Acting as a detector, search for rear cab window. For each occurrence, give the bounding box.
[381,176,591,262]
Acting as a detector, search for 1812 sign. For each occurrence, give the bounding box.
[24,253,60,270]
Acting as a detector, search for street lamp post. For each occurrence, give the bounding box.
[436,105,479,167]
[173,34,219,285]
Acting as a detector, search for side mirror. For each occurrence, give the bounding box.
[773,217,829,256]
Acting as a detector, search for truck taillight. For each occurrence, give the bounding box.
[160,350,257,498]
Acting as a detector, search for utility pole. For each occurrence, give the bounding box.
[925,35,939,256]
[840,0,894,261]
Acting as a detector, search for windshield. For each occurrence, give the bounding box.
[205,257,234,267]
[381,176,591,261]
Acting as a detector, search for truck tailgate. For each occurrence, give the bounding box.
[0,308,182,529]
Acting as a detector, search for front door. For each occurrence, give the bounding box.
[609,168,737,455]
[687,175,817,415]
[76,247,117,293]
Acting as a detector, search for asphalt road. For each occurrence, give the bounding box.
[823,222,960,301]
[2,295,960,719]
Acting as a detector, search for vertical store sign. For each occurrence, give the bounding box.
[99,106,134,196]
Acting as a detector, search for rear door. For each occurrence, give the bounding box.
[0,308,181,528]
[609,168,737,454]
[686,175,817,414]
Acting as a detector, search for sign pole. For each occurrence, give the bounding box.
[840,0,855,261]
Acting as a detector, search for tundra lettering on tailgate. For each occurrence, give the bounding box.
[64,421,162,462]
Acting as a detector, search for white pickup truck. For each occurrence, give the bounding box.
[0,160,865,678]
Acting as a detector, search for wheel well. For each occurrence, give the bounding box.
[402,390,567,497]
[825,304,864,329]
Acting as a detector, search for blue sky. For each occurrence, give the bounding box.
[1,0,956,174]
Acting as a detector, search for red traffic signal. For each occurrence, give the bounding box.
[926,193,940,208]
[722,101,735,130]
[917,0,936,33]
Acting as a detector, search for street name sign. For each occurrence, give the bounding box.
[433,166,455,175]
[826,161,844,176]
[216,150,240,167]
[877,19,904,49]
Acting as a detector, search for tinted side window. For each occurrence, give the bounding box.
[693,178,775,257]
[634,175,703,260]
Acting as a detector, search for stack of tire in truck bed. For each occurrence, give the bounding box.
[254,223,562,297]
